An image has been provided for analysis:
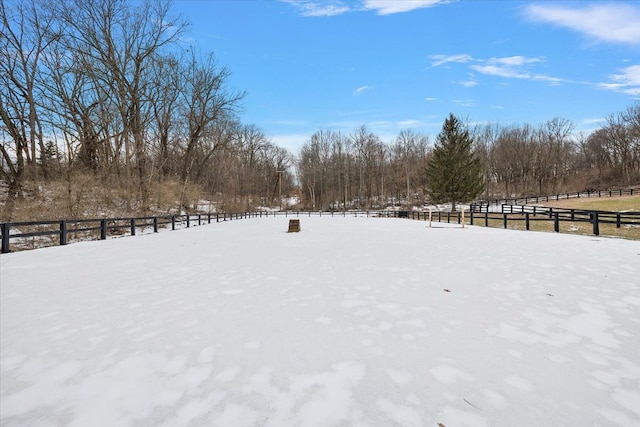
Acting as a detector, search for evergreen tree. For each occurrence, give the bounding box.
[425,114,484,211]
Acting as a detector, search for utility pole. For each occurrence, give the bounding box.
[277,170,284,211]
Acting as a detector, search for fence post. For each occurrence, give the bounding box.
[592,212,600,236]
[447,212,451,223]
[554,213,559,232]
[208,213,211,224]
[503,214,508,229]
[457,211,461,224]
[1,223,10,253]
[187,215,190,227]
[570,210,575,221]
[470,210,474,226]
[525,213,530,231]
[172,215,176,230]
[153,217,158,233]
[130,218,136,236]
[100,219,107,240]
[60,220,67,246]
[485,212,488,227]
[198,214,202,226]
[616,213,621,229]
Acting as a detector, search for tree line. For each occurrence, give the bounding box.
[1,0,296,218]
[297,105,639,210]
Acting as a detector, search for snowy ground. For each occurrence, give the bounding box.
[1,216,639,427]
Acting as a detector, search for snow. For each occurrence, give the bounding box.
[1,215,639,426]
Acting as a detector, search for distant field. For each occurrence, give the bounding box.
[531,194,640,212]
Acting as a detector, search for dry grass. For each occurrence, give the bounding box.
[0,174,215,223]
[529,194,640,212]
[466,212,640,240]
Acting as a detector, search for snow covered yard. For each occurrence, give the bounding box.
[1,216,639,427]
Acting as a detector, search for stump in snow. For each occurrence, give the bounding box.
[288,219,300,233]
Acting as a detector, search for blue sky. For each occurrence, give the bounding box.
[171,0,640,151]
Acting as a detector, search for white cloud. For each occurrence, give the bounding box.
[429,54,473,67]
[471,64,528,79]
[491,105,504,109]
[281,0,448,17]
[280,0,351,17]
[599,65,640,95]
[470,56,547,80]
[269,133,311,153]
[361,0,448,15]
[492,56,543,67]
[580,118,605,126]
[397,119,421,126]
[459,80,478,87]
[424,97,438,101]
[353,86,372,95]
[431,53,572,88]
[525,3,640,45]
[452,99,475,108]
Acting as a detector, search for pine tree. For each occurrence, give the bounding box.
[425,114,484,212]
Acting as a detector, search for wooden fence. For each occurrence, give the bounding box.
[0,210,402,254]
[2,207,638,254]
[0,212,262,254]
[473,188,637,212]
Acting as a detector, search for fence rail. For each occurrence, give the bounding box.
[473,188,637,210]
[0,210,405,253]
[0,212,266,254]
[2,207,638,254]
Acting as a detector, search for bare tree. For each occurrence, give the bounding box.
[1,0,59,204]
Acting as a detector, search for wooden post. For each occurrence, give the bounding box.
[172,215,176,230]
[484,212,488,227]
[616,213,621,229]
[100,219,107,240]
[592,212,600,236]
[554,213,559,232]
[1,223,10,253]
[461,208,465,228]
[525,212,530,231]
[60,220,67,246]
[153,217,158,233]
[428,208,432,228]
[503,213,507,229]
[130,218,136,236]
